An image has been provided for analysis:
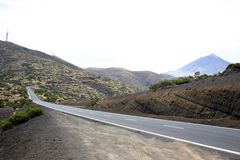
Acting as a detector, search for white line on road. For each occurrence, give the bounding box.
[52,108,240,156]
[28,87,240,156]
[163,125,184,129]
[103,115,111,117]
[125,118,137,121]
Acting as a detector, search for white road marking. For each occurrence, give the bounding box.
[103,115,111,117]
[30,92,240,157]
[34,99,240,155]
[125,118,137,121]
[37,104,240,156]
[163,125,184,129]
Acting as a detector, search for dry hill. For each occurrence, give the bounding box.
[0,41,140,106]
[87,67,173,90]
[91,67,240,128]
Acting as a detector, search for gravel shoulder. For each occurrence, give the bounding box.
[0,107,238,160]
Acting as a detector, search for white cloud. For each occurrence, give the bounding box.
[0,0,240,73]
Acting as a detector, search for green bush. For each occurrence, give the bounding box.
[0,120,12,131]
[150,80,174,91]
[6,101,20,109]
[35,88,45,95]
[171,76,194,85]
[226,63,240,71]
[35,88,58,102]
[150,76,194,91]
[26,105,43,118]
[9,110,29,125]
[6,98,32,109]
[0,104,43,131]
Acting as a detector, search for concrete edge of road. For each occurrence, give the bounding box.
[40,105,240,156]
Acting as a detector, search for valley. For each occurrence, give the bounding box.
[1,41,240,160]
[1,0,240,159]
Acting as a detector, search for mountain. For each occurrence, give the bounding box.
[86,67,173,90]
[167,54,230,77]
[0,41,140,105]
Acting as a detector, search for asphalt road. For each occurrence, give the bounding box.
[27,87,240,156]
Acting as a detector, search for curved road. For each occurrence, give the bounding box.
[27,87,240,156]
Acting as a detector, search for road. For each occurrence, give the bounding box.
[26,87,240,156]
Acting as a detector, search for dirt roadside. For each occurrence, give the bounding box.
[0,108,239,160]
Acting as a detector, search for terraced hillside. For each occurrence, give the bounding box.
[92,67,240,128]
[0,41,140,107]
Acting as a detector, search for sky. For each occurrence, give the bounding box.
[0,0,240,73]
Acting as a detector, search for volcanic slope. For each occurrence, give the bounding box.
[93,68,240,128]
[167,54,230,77]
[87,67,173,90]
[0,41,140,105]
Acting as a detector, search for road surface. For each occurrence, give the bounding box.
[27,87,240,156]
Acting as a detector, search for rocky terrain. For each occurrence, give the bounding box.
[91,67,240,128]
[87,67,173,90]
[0,40,140,107]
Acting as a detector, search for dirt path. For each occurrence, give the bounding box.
[0,108,238,160]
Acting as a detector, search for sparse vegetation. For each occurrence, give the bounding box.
[93,72,240,128]
[226,63,240,71]
[149,80,174,91]
[35,88,59,102]
[87,68,173,90]
[0,100,4,108]
[0,103,43,131]
[150,76,194,91]
[0,40,140,105]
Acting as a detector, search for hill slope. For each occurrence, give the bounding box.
[91,68,240,128]
[86,67,173,90]
[167,54,230,77]
[0,41,140,105]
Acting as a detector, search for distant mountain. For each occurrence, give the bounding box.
[167,54,230,77]
[86,67,173,90]
[0,41,140,105]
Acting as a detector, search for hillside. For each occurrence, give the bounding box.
[86,67,173,90]
[167,54,230,77]
[0,41,140,106]
[91,67,240,128]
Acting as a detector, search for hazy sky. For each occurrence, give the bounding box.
[0,0,240,73]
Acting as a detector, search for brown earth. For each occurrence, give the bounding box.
[0,108,238,160]
[86,67,173,90]
[0,40,140,106]
[90,72,240,128]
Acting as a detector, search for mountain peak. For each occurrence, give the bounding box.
[209,53,217,57]
[201,53,220,59]
[167,54,230,77]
